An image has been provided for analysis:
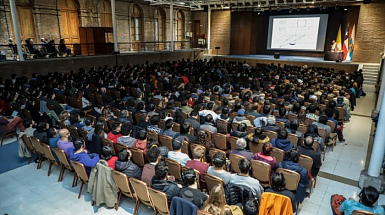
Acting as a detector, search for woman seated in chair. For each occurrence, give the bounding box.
[254,142,278,172]
[336,186,384,215]
[278,148,309,203]
[265,172,297,212]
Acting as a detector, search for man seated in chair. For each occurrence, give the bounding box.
[0,110,25,136]
[312,114,331,141]
[298,135,322,178]
[271,129,294,152]
[185,145,209,186]
[68,138,99,175]
[167,139,190,166]
[151,160,181,205]
[162,118,180,139]
[57,129,74,157]
[141,146,161,186]
[200,114,217,134]
[229,158,264,199]
[337,186,384,215]
[230,138,254,161]
[178,168,207,209]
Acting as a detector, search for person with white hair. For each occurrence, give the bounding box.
[229,138,254,161]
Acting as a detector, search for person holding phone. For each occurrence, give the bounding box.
[0,108,25,136]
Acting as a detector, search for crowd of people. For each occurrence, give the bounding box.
[8,38,72,59]
[3,58,384,215]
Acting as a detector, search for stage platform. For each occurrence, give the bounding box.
[210,54,360,73]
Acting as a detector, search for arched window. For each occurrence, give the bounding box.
[130,4,142,41]
[101,0,112,27]
[59,0,80,44]
[155,7,166,41]
[176,10,184,41]
[12,0,36,42]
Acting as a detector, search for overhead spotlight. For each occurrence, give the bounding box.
[306,6,310,11]
[258,12,261,15]
[344,7,348,11]
[258,4,261,7]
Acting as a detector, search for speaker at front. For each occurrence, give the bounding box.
[274,53,280,59]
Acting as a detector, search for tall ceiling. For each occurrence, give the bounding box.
[141,0,366,11]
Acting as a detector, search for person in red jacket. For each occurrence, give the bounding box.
[107,122,122,144]
[100,145,118,170]
[0,115,25,135]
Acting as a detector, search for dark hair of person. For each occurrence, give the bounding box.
[150,115,160,125]
[190,110,198,117]
[360,186,380,207]
[328,100,336,109]
[47,128,56,139]
[271,172,286,191]
[222,107,229,115]
[182,168,196,186]
[181,122,190,134]
[213,152,226,168]
[262,142,273,156]
[307,105,317,113]
[120,122,132,136]
[118,148,130,161]
[172,139,182,150]
[306,124,319,137]
[285,148,300,163]
[278,128,288,139]
[205,114,213,123]
[181,100,188,107]
[155,160,169,180]
[304,135,314,147]
[237,123,247,132]
[36,122,47,132]
[84,116,93,126]
[289,120,299,133]
[137,129,147,140]
[73,138,84,150]
[112,122,121,131]
[23,119,32,129]
[101,145,113,161]
[279,107,286,117]
[239,158,251,174]
[318,114,328,125]
[165,119,173,129]
[207,102,214,110]
[292,103,301,113]
[263,105,271,114]
[70,113,79,124]
[243,198,259,215]
[146,146,161,163]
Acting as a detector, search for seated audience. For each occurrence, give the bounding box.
[207,152,232,185]
[82,116,95,142]
[146,115,163,134]
[33,121,48,143]
[201,184,229,215]
[0,113,25,135]
[151,160,181,205]
[230,138,254,161]
[57,128,74,155]
[162,118,180,139]
[276,107,289,124]
[265,172,297,212]
[179,168,207,209]
[167,139,190,166]
[286,119,304,138]
[229,158,264,198]
[338,186,384,215]
[133,129,148,154]
[185,146,209,186]
[90,121,106,154]
[68,138,99,175]
[47,127,59,160]
[200,114,217,134]
[115,148,142,179]
[305,124,325,152]
[70,113,84,130]
[243,198,259,215]
[312,114,331,140]
[23,119,35,137]
[299,135,322,178]
[100,145,118,170]
[306,105,319,122]
[232,109,252,127]
[271,129,293,152]
[117,122,136,147]
[199,102,218,122]
[176,122,197,143]
[148,137,169,158]
[254,142,278,171]
[141,146,161,186]
[107,122,122,143]
[184,110,200,133]
[278,148,309,203]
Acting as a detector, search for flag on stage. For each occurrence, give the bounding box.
[346,24,356,61]
[343,24,349,60]
[336,25,342,51]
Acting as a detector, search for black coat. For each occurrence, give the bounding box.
[298,145,322,177]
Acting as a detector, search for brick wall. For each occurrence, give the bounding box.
[353,1,385,63]
[210,10,231,55]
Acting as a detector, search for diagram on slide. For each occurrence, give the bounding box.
[271,17,320,50]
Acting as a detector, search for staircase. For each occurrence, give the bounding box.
[362,64,380,85]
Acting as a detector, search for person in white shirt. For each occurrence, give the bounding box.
[199,102,218,122]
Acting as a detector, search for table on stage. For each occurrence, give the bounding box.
[324,51,343,61]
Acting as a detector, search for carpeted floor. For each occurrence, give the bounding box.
[0,141,37,174]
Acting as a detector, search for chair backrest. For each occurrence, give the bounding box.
[209,148,227,166]
[336,107,346,121]
[263,131,278,140]
[172,122,181,133]
[159,135,173,151]
[22,109,33,120]
[95,94,104,105]
[327,120,336,132]
[246,126,255,134]
[181,141,189,155]
[79,129,89,143]
[41,143,57,164]
[147,131,159,142]
[298,155,313,175]
[181,112,188,120]
[67,125,80,140]
[276,168,300,191]
[134,113,146,124]
[229,153,245,173]
[229,136,239,151]
[21,134,35,153]
[298,124,307,134]
[204,174,225,194]
[165,158,182,180]
[276,121,285,129]
[131,148,146,167]
[71,161,89,183]
[158,119,166,130]
[102,138,116,155]
[197,210,212,215]
[216,119,229,133]
[251,160,271,186]
[30,136,44,155]
[312,140,319,152]
[129,177,152,206]
[287,133,299,147]
[288,114,298,122]
[148,187,170,215]
[53,147,73,170]
[111,170,134,198]
[318,127,327,143]
[245,115,256,126]
[112,108,121,117]
[231,122,240,132]
[271,147,285,164]
[248,142,263,154]
[116,142,129,153]
[352,210,377,215]
[213,133,227,151]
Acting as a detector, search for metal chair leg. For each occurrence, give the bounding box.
[115,191,122,211]
[78,181,84,199]
[48,161,53,176]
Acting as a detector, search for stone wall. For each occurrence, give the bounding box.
[0,0,192,51]
[209,10,231,55]
[353,1,385,63]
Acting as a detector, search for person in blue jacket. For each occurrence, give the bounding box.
[68,138,99,175]
[271,129,294,152]
[278,147,309,203]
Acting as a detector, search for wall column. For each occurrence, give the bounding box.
[111,0,118,52]
[9,0,24,61]
[207,5,211,54]
[170,0,174,51]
